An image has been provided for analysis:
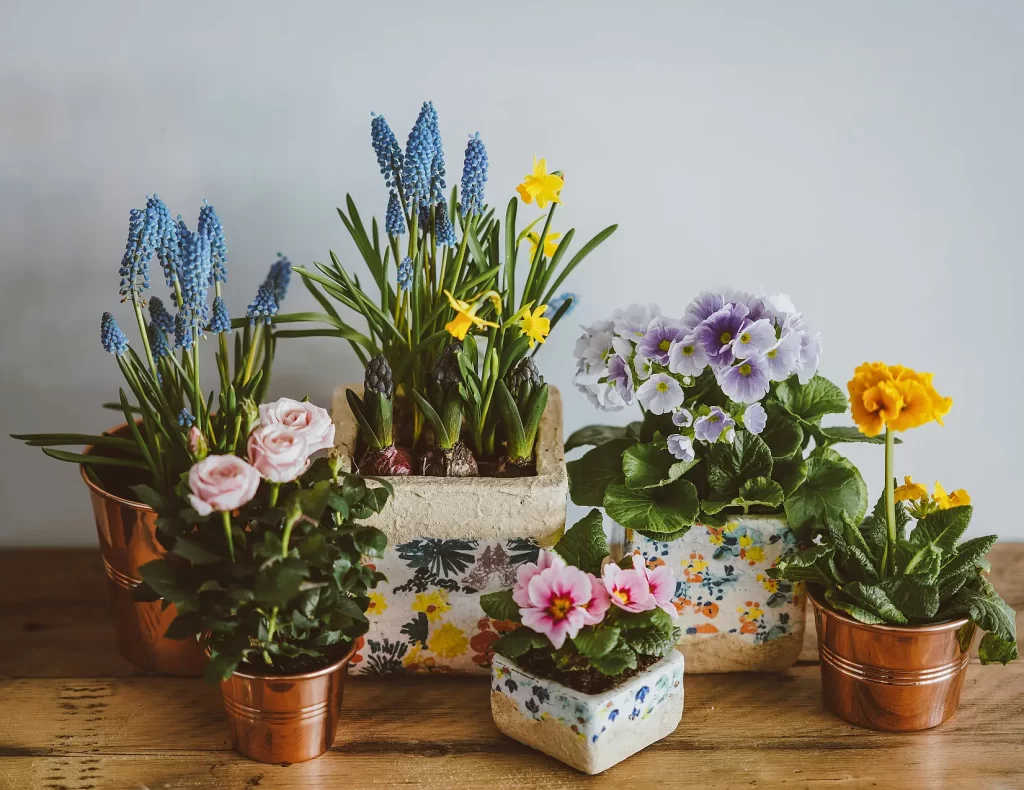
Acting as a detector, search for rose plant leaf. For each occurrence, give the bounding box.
[705,432,773,497]
[169,536,222,565]
[553,509,610,576]
[603,479,700,534]
[567,438,635,507]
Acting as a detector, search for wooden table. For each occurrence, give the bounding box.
[1,547,1021,790]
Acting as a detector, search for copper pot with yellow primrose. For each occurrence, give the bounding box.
[809,587,975,732]
[82,440,205,677]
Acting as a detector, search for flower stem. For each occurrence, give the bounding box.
[268,483,280,508]
[220,510,235,563]
[264,506,300,665]
[884,427,897,575]
[242,323,262,385]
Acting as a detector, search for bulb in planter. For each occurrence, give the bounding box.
[495,357,549,477]
[347,355,413,475]
[414,342,479,477]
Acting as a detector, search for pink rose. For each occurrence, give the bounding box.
[188,454,261,516]
[247,424,310,483]
[258,398,336,454]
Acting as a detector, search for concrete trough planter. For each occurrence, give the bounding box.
[625,514,806,672]
[490,651,685,774]
[333,385,568,675]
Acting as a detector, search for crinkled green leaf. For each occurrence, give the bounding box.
[909,506,972,555]
[769,542,833,584]
[572,625,621,658]
[590,645,638,676]
[784,455,867,533]
[774,375,847,424]
[553,509,609,576]
[623,442,694,489]
[479,590,522,623]
[567,438,634,507]
[565,424,638,452]
[843,582,908,624]
[760,406,803,459]
[706,432,773,496]
[493,627,549,659]
[979,632,1019,665]
[604,478,699,534]
[825,587,887,624]
[880,576,940,620]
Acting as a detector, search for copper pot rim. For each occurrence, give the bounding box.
[79,422,153,512]
[223,640,359,682]
[807,585,970,635]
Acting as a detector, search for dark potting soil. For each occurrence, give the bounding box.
[236,642,353,677]
[516,652,663,695]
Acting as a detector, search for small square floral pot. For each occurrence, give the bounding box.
[334,386,568,675]
[490,651,685,774]
[625,514,806,672]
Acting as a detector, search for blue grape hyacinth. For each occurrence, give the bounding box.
[460,133,488,218]
[148,296,175,335]
[178,408,195,428]
[397,257,413,291]
[426,101,446,205]
[434,197,458,246]
[198,200,227,284]
[371,113,404,191]
[148,195,179,289]
[100,312,129,356]
[177,220,212,328]
[386,190,406,236]
[174,311,193,349]
[247,280,278,326]
[118,207,154,302]
[147,321,171,359]
[208,296,231,334]
[268,254,291,302]
[403,102,436,207]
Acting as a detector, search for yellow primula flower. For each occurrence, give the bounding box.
[427,622,469,659]
[366,591,388,617]
[527,231,561,260]
[848,362,952,436]
[933,481,971,509]
[411,590,450,623]
[518,303,551,349]
[516,157,564,208]
[894,475,928,502]
[443,290,499,341]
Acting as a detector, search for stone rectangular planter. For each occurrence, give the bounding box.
[490,651,685,774]
[333,385,568,675]
[625,514,806,672]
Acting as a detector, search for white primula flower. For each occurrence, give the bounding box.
[764,330,801,382]
[612,303,661,343]
[635,373,685,414]
[672,408,693,428]
[667,334,709,377]
[667,434,695,462]
[796,331,821,384]
[743,403,767,435]
[731,318,778,360]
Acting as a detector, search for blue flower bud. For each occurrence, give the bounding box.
[460,133,488,218]
[100,312,129,356]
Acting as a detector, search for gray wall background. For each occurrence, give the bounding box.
[1,1,1020,546]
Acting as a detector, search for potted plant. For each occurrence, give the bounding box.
[133,397,390,763]
[566,292,876,672]
[482,511,684,774]
[771,363,1017,731]
[272,101,617,674]
[11,196,293,675]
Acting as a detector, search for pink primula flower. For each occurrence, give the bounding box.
[512,549,566,608]
[602,562,656,613]
[581,573,611,625]
[519,563,594,649]
[632,554,678,618]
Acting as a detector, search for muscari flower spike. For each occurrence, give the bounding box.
[198,200,227,284]
[147,321,171,359]
[426,101,446,205]
[118,207,154,302]
[386,191,406,236]
[460,132,488,218]
[397,257,414,292]
[208,296,231,334]
[100,312,129,356]
[371,113,404,191]
[268,253,291,302]
[403,101,436,207]
[174,311,193,349]
[147,195,179,289]
[176,219,212,329]
[148,296,175,334]
[434,197,458,246]
[178,408,195,428]
[247,280,278,326]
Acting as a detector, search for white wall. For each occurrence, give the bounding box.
[1,1,1020,546]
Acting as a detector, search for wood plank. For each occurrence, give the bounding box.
[0,666,1021,789]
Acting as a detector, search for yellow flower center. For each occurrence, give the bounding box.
[739,363,752,376]
[548,596,573,621]
[659,339,671,352]
[720,331,732,344]
[708,414,719,424]
[740,332,751,344]
[614,590,630,604]
[682,346,694,357]
[767,348,777,359]
[656,381,669,393]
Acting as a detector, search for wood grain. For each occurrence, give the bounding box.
[1,545,1021,789]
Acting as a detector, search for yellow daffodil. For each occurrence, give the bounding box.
[517,302,551,349]
[933,481,971,509]
[848,362,952,436]
[527,231,561,260]
[516,157,564,208]
[894,475,928,502]
[443,289,498,341]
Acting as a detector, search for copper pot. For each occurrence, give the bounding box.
[809,586,976,731]
[218,643,358,763]
[81,436,206,677]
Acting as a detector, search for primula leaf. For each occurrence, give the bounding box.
[706,432,773,496]
[843,582,908,624]
[979,632,1020,665]
[939,535,998,580]
[946,582,1017,645]
[479,590,522,623]
[815,426,897,446]
[771,456,807,497]
[862,491,889,557]
[622,442,696,489]
[909,506,973,555]
[735,477,785,509]
[769,543,833,584]
[565,424,638,452]
[589,645,638,676]
[825,588,887,625]
[493,627,549,659]
[572,625,621,658]
[567,438,634,507]
[760,406,803,460]
[784,455,868,533]
[881,576,940,620]
[604,479,700,534]
[774,375,847,425]
[635,524,694,542]
[553,509,610,576]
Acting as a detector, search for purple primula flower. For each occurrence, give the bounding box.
[637,317,686,365]
[612,303,661,344]
[693,406,735,443]
[717,355,771,404]
[672,408,693,428]
[732,318,777,360]
[667,434,695,462]
[764,330,801,381]
[681,291,724,332]
[573,320,626,412]
[696,302,749,368]
[607,354,635,404]
[667,334,709,377]
[743,402,767,435]
[779,312,821,383]
[635,373,685,415]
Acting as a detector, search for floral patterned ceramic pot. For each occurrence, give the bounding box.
[625,514,806,672]
[490,650,685,774]
[334,386,568,675]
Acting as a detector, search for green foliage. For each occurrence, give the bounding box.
[552,509,609,575]
[134,459,390,682]
[784,454,868,534]
[771,502,1017,666]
